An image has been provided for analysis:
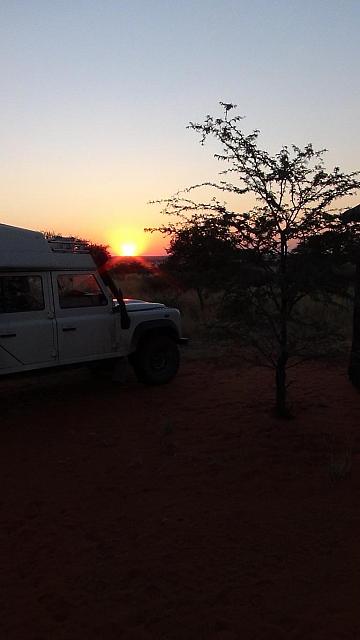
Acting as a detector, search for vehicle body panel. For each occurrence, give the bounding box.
[0,224,185,377]
[0,271,56,372]
[51,271,119,364]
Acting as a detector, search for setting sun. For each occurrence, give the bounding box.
[108,228,146,256]
[120,242,137,256]
[106,225,167,258]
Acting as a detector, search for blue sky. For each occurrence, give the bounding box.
[0,0,359,253]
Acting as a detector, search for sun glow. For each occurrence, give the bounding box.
[107,226,165,257]
[120,242,137,256]
[108,228,146,256]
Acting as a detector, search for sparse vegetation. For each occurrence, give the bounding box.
[149,103,360,417]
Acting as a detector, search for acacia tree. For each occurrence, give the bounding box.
[341,203,360,387]
[86,242,111,268]
[158,215,240,313]
[151,103,360,417]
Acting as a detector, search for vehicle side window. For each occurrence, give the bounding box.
[0,276,45,313]
[57,274,108,309]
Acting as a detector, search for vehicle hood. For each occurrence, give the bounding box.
[123,298,166,312]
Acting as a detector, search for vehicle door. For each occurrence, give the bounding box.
[52,272,116,363]
[0,272,56,371]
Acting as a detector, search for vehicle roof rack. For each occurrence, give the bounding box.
[47,237,90,253]
[0,224,95,270]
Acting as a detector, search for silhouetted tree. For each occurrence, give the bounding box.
[158,216,239,312]
[341,204,360,388]
[109,257,152,278]
[151,103,360,417]
[87,243,111,268]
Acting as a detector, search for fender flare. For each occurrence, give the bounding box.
[129,319,180,353]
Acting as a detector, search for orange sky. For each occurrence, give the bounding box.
[1,2,359,256]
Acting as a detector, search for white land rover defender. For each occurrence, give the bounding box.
[0,224,187,384]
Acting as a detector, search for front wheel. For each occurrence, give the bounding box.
[132,335,180,385]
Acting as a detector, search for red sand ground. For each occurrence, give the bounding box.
[1,351,360,640]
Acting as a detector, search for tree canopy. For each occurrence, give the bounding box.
[150,103,360,416]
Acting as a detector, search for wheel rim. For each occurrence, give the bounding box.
[150,349,169,371]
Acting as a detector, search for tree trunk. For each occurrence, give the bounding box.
[196,287,205,313]
[276,352,288,417]
[349,260,360,388]
[276,231,290,418]
[196,287,207,325]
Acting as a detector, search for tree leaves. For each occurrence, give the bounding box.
[148,103,360,415]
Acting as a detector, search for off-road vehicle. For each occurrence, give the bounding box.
[0,224,187,384]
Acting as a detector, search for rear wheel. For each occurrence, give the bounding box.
[132,335,180,385]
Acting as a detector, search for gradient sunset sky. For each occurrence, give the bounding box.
[1,0,359,255]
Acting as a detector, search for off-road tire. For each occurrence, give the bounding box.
[132,335,180,385]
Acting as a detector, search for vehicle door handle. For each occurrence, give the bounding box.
[62,327,77,332]
[0,333,17,338]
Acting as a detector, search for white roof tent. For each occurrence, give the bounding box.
[0,223,96,271]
